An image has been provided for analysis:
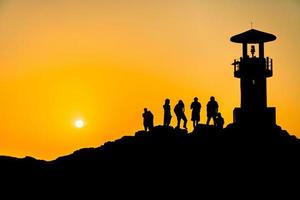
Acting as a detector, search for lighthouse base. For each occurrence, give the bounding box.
[233,107,276,126]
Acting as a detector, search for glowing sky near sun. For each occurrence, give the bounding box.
[0,0,299,160]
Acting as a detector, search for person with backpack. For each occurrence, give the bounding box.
[174,100,187,129]
[142,108,154,131]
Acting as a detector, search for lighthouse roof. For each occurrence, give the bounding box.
[230,29,276,43]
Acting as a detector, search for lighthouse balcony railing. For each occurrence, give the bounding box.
[232,58,241,77]
[232,57,273,77]
[265,57,273,77]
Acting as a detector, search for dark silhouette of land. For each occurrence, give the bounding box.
[0,124,299,195]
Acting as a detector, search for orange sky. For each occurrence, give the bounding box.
[0,0,299,160]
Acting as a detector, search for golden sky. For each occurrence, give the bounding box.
[0,0,299,160]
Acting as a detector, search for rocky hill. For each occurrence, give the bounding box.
[0,124,299,195]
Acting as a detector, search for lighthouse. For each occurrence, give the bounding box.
[230,29,276,125]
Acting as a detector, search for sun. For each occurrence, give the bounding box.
[74,119,84,128]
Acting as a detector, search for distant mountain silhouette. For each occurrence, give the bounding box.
[0,124,299,196]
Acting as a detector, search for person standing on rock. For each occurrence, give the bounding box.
[174,100,187,129]
[190,97,201,128]
[163,98,172,126]
[142,108,154,131]
[206,96,219,126]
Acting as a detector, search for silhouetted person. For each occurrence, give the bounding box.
[142,108,154,131]
[163,98,172,126]
[251,45,256,57]
[215,112,224,129]
[174,100,187,129]
[206,96,219,126]
[190,97,201,128]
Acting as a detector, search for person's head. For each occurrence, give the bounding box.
[165,98,170,104]
[194,97,198,102]
[210,96,215,101]
[179,100,183,105]
[144,108,147,112]
[217,112,222,117]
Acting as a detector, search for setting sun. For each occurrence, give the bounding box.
[74,119,84,129]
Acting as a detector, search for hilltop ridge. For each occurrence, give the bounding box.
[0,123,299,195]
[1,123,299,177]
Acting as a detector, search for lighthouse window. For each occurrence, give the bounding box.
[252,80,255,85]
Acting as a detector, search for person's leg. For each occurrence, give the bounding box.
[206,116,211,125]
[213,115,217,126]
[149,122,154,131]
[176,116,180,128]
[167,116,171,126]
[183,114,187,129]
